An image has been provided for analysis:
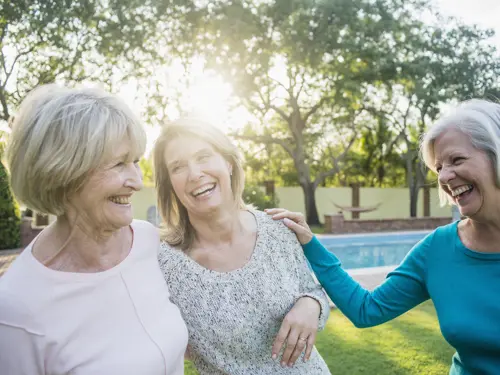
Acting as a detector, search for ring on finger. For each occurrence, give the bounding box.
[298,337,307,342]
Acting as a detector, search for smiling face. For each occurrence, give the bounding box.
[164,135,234,217]
[67,140,143,232]
[434,128,499,218]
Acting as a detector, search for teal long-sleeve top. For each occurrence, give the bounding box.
[303,221,500,375]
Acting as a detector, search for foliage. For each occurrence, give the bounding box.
[139,157,154,185]
[181,0,424,223]
[172,0,500,222]
[0,160,20,250]
[240,142,298,187]
[0,0,195,124]
[185,301,454,374]
[242,184,279,211]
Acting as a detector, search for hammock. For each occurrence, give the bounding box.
[331,201,382,213]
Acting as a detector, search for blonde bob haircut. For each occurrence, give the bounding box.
[153,118,247,250]
[6,84,146,216]
[420,99,500,206]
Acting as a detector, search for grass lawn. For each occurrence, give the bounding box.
[310,225,326,235]
[184,301,454,374]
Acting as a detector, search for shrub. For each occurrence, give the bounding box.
[0,161,21,250]
[243,184,279,211]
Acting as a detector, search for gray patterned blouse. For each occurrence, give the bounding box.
[158,210,331,375]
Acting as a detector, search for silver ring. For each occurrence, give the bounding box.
[298,337,307,342]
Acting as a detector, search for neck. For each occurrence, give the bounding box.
[42,215,130,270]
[189,207,244,247]
[467,215,500,241]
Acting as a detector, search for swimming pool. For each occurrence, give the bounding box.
[318,231,430,270]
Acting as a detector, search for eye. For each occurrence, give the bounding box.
[114,161,125,168]
[171,165,183,173]
[435,164,442,173]
[452,156,465,164]
[197,153,210,162]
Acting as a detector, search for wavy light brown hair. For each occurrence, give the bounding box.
[153,118,247,251]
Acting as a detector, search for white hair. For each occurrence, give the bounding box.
[6,84,146,216]
[420,99,500,205]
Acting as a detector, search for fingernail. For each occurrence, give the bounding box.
[281,362,286,367]
[272,354,276,360]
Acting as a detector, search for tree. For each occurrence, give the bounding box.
[184,0,430,224]
[139,157,154,185]
[0,159,20,250]
[0,0,198,127]
[355,16,500,216]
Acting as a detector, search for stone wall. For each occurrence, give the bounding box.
[324,213,452,234]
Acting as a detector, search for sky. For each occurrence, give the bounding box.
[436,0,500,49]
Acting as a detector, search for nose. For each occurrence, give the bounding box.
[438,165,455,186]
[124,162,144,191]
[187,161,204,181]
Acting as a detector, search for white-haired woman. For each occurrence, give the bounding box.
[153,119,331,374]
[268,99,500,374]
[0,85,187,374]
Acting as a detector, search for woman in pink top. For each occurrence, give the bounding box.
[0,85,188,375]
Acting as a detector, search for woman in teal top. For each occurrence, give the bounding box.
[267,99,500,375]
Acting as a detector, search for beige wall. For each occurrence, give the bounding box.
[277,186,451,222]
[132,186,452,223]
[131,187,157,221]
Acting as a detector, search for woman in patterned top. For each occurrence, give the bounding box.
[153,118,331,375]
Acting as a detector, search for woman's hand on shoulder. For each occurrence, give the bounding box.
[271,296,321,366]
[265,208,313,245]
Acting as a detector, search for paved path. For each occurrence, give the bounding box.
[0,248,22,277]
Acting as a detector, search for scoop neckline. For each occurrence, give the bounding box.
[454,220,500,260]
[178,209,262,277]
[24,220,140,282]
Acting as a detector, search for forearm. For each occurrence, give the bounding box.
[303,236,429,328]
[297,286,330,331]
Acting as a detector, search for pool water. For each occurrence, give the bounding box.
[318,231,430,270]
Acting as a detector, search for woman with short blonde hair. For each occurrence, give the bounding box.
[0,85,188,375]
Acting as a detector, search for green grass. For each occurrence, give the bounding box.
[310,225,325,234]
[184,301,454,374]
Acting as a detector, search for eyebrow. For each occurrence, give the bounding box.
[195,148,213,155]
[167,148,213,168]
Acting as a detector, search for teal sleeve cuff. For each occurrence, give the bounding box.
[302,235,321,251]
[302,235,342,266]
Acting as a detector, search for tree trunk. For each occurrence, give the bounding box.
[405,151,419,218]
[409,183,419,217]
[301,182,320,225]
[423,185,430,217]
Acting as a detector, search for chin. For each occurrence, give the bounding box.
[110,215,133,229]
[458,207,480,218]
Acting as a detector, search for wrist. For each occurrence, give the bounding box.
[299,296,321,312]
